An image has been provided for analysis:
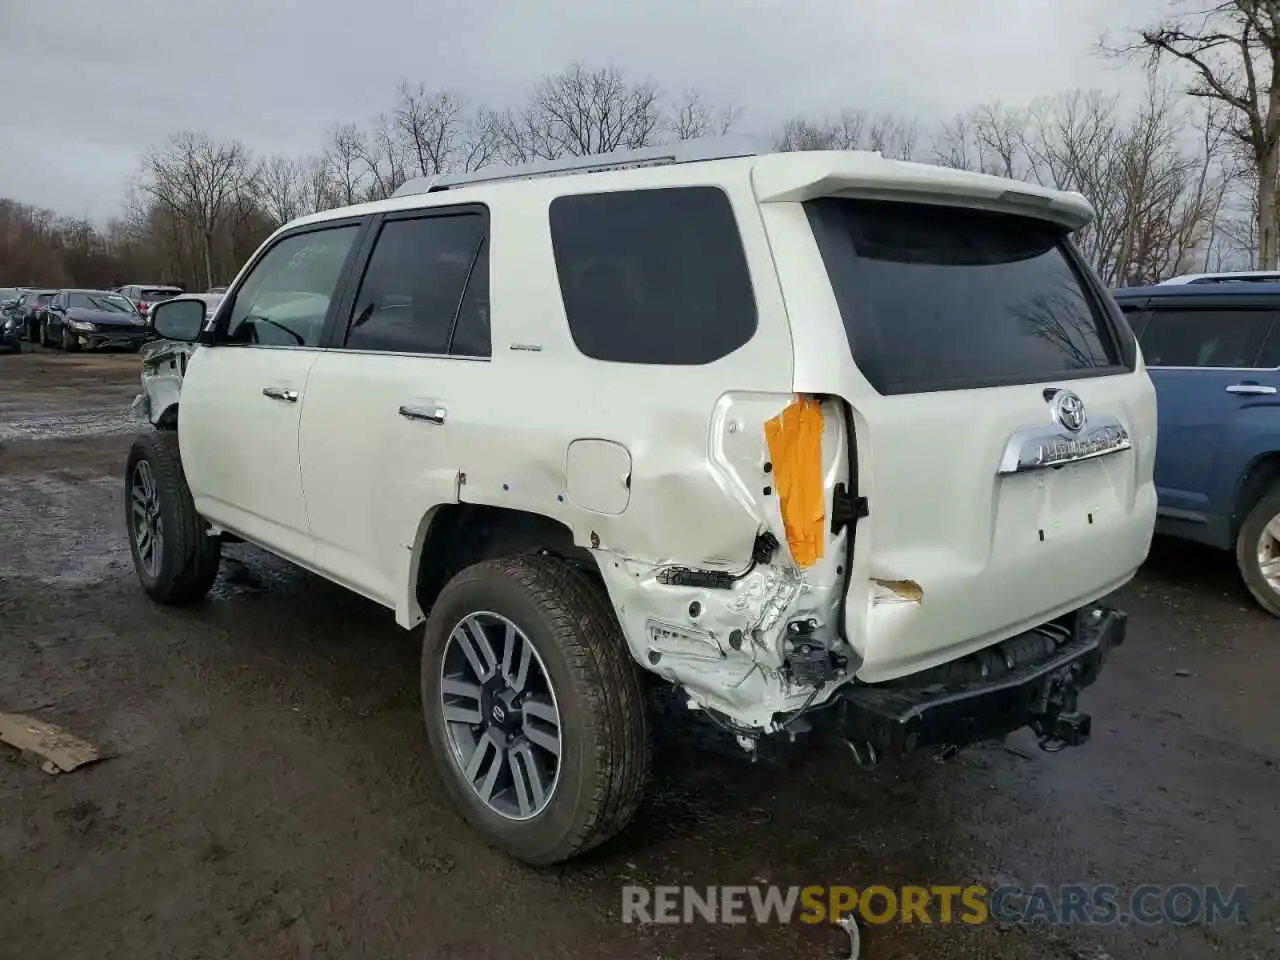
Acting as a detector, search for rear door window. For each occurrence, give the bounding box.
[1139,308,1274,368]
[342,210,488,357]
[806,198,1123,395]
[549,187,757,365]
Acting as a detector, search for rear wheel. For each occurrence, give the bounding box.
[1236,486,1280,617]
[125,432,221,604]
[421,555,651,864]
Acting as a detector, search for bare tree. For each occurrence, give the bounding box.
[255,154,307,226]
[392,82,497,176]
[354,113,411,201]
[774,109,917,158]
[299,155,338,215]
[669,88,740,140]
[1112,1,1280,268]
[139,131,255,290]
[324,123,368,206]
[932,84,1231,284]
[495,63,664,161]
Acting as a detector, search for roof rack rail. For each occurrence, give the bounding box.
[390,135,764,198]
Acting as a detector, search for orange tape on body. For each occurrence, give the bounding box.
[763,396,825,568]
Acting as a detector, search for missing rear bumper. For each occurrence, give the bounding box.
[826,606,1125,758]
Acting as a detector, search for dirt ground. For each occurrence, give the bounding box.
[0,345,1277,960]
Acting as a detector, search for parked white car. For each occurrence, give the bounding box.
[129,139,1156,864]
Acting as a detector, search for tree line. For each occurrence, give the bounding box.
[3,1,1279,292]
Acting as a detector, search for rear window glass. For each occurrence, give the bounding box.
[806,199,1122,394]
[142,288,180,299]
[549,187,756,365]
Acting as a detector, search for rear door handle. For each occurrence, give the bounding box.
[399,402,447,424]
[262,386,300,402]
[1225,383,1277,395]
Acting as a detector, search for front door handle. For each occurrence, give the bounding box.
[1225,383,1277,396]
[262,386,300,402]
[399,403,447,424]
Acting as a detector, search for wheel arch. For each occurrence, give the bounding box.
[1233,451,1280,540]
[401,503,598,628]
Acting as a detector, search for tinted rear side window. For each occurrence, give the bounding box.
[549,187,756,365]
[344,212,488,357]
[806,199,1121,395]
[1139,308,1274,368]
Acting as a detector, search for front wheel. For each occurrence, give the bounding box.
[125,432,221,604]
[61,326,79,352]
[1236,486,1280,617]
[421,555,651,865]
[40,320,52,347]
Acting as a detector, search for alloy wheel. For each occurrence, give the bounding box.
[439,612,563,820]
[130,460,163,577]
[1258,510,1280,593]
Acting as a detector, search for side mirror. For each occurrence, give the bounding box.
[150,299,206,342]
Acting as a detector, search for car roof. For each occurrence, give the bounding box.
[1158,270,1280,284]
[1112,282,1280,303]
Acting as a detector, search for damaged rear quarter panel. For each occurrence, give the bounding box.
[134,340,196,426]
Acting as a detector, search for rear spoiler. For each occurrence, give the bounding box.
[750,151,1093,231]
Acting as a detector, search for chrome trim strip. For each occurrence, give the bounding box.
[998,416,1132,475]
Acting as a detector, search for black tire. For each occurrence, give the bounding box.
[25,319,38,343]
[421,555,651,864]
[124,431,221,604]
[1236,486,1280,617]
[40,320,52,347]
[61,326,79,352]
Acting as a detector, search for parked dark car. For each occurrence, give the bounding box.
[43,289,149,352]
[16,289,57,341]
[1113,282,1280,616]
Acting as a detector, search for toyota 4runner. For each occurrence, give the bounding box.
[128,139,1156,864]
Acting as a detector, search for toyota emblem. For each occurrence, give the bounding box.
[1048,389,1087,433]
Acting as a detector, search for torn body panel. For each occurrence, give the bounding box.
[133,340,197,426]
[591,392,855,731]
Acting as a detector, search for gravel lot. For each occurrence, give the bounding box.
[0,346,1277,960]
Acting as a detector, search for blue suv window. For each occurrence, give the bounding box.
[1259,323,1280,368]
[1140,308,1275,368]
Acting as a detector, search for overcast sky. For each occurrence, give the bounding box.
[1,0,1169,223]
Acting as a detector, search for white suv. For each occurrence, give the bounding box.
[130,139,1156,864]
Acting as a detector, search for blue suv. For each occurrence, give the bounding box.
[1112,282,1280,616]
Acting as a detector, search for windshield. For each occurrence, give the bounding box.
[806,198,1124,394]
[70,292,136,313]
